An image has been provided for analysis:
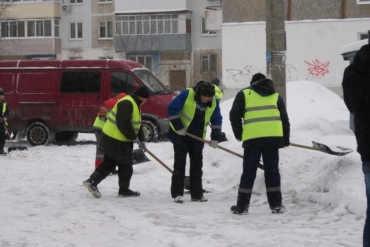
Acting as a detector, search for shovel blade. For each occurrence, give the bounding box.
[8,146,28,153]
[133,149,150,164]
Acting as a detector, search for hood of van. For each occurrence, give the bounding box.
[141,93,176,119]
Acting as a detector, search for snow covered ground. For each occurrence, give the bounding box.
[0,81,364,247]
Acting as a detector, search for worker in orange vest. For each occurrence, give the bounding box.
[93,93,127,171]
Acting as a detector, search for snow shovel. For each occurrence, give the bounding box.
[290,142,353,156]
[132,149,150,164]
[4,125,28,153]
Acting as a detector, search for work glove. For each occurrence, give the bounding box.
[284,140,290,147]
[209,140,218,149]
[236,139,241,142]
[132,137,140,144]
[176,128,186,136]
[139,141,146,151]
[2,117,7,122]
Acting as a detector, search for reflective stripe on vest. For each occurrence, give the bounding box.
[170,88,216,138]
[103,96,141,141]
[2,101,7,126]
[242,89,283,141]
[214,85,223,100]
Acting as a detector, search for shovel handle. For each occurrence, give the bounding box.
[290,143,319,151]
[138,143,173,174]
[185,132,243,158]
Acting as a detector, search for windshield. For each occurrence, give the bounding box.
[133,70,171,94]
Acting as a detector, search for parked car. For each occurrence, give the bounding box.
[0,59,175,146]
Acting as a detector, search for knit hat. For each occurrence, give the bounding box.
[250,73,266,84]
[134,85,149,99]
[0,88,4,95]
[198,81,215,97]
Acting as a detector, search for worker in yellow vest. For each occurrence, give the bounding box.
[229,75,290,215]
[0,89,9,155]
[167,81,223,203]
[83,86,149,199]
[92,93,126,170]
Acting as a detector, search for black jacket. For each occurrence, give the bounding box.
[99,95,145,164]
[342,44,370,162]
[229,79,290,148]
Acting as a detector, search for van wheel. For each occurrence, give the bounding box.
[26,122,51,146]
[141,120,158,143]
[54,132,79,143]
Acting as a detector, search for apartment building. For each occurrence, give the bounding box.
[0,0,61,60]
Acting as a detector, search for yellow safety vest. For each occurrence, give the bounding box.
[242,89,283,141]
[93,106,109,130]
[1,101,7,126]
[170,88,216,138]
[103,96,141,141]
[214,85,223,100]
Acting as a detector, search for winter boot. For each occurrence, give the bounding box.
[271,205,286,214]
[174,196,183,203]
[83,171,103,198]
[191,196,208,202]
[118,180,140,197]
[230,205,248,215]
[231,189,251,215]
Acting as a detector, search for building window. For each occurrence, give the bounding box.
[201,54,217,73]
[357,0,370,3]
[98,0,112,2]
[201,17,216,36]
[99,21,113,39]
[129,55,152,71]
[70,0,83,4]
[116,14,179,36]
[0,19,57,38]
[54,19,59,37]
[70,22,83,39]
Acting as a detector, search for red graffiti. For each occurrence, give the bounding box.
[304,59,330,77]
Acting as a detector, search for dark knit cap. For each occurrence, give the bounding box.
[250,73,266,84]
[0,89,4,95]
[134,85,149,99]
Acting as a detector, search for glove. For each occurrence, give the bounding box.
[176,128,186,136]
[209,140,218,148]
[131,137,140,144]
[236,139,241,142]
[284,139,290,147]
[2,117,7,122]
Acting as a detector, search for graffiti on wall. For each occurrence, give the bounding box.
[226,65,260,83]
[304,59,330,78]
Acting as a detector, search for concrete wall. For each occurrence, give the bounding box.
[222,18,370,92]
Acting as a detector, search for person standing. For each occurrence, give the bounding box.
[342,43,370,247]
[83,86,149,198]
[229,76,290,214]
[167,81,223,203]
[92,92,126,171]
[0,89,9,155]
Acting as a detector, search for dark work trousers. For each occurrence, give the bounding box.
[239,146,282,207]
[171,139,205,198]
[0,125,5,152]
[94,129,104,168]
[95,155,133,184]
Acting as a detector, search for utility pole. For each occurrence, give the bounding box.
[266,0,287,103]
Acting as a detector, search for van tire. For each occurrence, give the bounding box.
[141,120,158,143]
[54,132,79,143]
[26,122,51,146]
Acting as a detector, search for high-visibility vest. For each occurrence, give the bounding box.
[214,85,223,100]
[170,88,216,138]
[103,96,141,141]
[1,101,7,126]
[93,94,126,130]
[242,89,283,141]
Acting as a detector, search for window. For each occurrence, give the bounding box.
[201,17,216,35]
[61,72,101,93]
[99,21,113,39]
[70,0,83,3]
[98,0,112,2]
[201,54,217,73]
[0,19,57,38]
[110,72,136,94]
[357,0,370,3]
[129,55,152,71]
[115,14,179,35]
[70,22,83,39]
[54,20,59,37]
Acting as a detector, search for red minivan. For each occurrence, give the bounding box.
[0,59,175,146]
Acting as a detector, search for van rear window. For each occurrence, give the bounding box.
[61,71,101,93]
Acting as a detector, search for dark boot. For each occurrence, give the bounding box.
[83,171,103,198]
[118,180,140,197]
[231,191,251,215]
[267,190,283,213]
